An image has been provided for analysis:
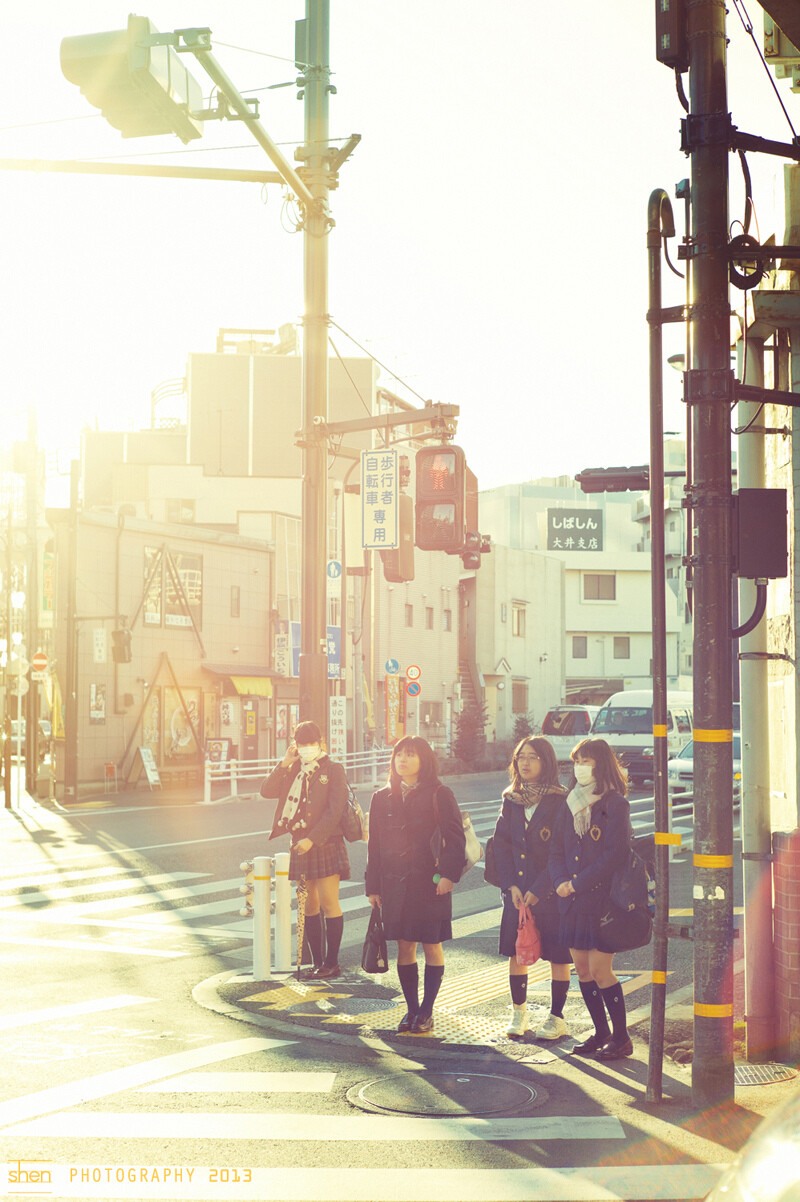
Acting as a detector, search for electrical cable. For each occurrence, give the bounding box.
[738,150,753,235]
[675,69,690,113]
[732,582,767,638]
[328,320,430,406]
[329,338,372,417]
[731,0,798,140]
[663,237,684,278]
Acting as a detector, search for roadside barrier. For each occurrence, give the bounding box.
[205,746,393,803]
[239,852,292,980]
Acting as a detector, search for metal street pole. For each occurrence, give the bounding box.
[646,187,676,1103]
[63,461,80,801]
[686,0,736,1106]
[298,0,332,733]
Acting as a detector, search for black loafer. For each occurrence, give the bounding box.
[411,1012,434,1034]
[571,1033,610,1057]
[397,1012,415,1033]
[314,964,341,979]
[595,1035,634,1060]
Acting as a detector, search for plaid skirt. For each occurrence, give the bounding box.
[289,834,351,883]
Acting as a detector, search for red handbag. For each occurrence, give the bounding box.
[515,905,542,966]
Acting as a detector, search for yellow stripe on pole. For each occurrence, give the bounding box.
[694,854,733,868]
[652,971,667,984]
[655,832,682,845]
[653,724,668,737]
[693,728,733,742]
[694,1002,733,1018]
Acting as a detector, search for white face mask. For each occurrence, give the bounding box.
[574,763,595,786]
[296,743,321,763]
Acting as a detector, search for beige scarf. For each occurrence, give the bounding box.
[567,782,604,838]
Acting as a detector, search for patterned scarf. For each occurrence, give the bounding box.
[278,755,322,833]
[506,781,565,809]
[567,781,604,837]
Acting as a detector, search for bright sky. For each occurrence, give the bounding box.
[0,2,796,500]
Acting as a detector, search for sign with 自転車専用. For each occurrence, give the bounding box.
[546,508,603,552]
[361,449,399,550]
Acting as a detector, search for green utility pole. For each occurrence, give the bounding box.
[686,0,736,1105]
[297,0,333,732]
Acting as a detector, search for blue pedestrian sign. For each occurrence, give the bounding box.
[385,658,400,675]
[327,561,342,579]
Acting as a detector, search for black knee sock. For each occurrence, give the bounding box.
[397,962,419,1017]
[601,982,628,1041]
[421,964,445,1014]
[550,978,570,1018]
[305,913,323,967]
[509,974,528,1006]
[579,979,611,1038]
[323,915,343,966]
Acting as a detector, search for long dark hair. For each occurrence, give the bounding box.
[571,737,628,796]
[388,736,439,791]
[508,736,560,792]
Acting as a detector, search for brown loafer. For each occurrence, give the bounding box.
[411,1012,434,1034]
[571,1033,610,1057]
[397,1012,415,1033]
[595,1035,634,1060]
[313,964,341,979]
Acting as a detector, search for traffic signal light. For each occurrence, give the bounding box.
[111,629,132,663]
[381,493,415,582]
[575,466,650,493]
[415,445,467,551]
[60,16,204,143]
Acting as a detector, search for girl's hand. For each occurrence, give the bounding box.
[523,891,538,908]
[436,876,454,896]
[368,894,382,909]
[556,881,575,898]
[281,742,299,769]
[509,885,524,910]
[295,837,313,854]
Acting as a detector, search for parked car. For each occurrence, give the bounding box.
[704,1076,800,1200]
[667,733,742,799]
[541,705,600,766]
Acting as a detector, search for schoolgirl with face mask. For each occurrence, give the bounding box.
[549,737,634,1060]
[260,721,350,978]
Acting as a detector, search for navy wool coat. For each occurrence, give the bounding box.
[548,790,632,918]
[260,756,348,846]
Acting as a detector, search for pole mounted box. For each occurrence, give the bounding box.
[575,466,650,493]
[733,488,788,579]
[61,15,204,143]
[655,0,688,72]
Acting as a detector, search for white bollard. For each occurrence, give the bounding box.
[252,855,272,980]
[230,759,238,797]
[203,759,211,804]
[274,851,292,972]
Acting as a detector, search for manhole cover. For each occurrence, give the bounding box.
[734,1063,797,1087]
[332,997,399,1014]
[348,1071,540,1116]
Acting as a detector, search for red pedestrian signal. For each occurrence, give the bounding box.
[415,445,467,551]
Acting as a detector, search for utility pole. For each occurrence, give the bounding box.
[63,461,80,801]
[24,408,39,795]
[298,0,332,733]
[686,0,735,1105]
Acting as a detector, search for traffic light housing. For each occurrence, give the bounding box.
[60,16,204,143]
[111,629,132,663]
[575,466,650,493]
[381,493,415,582]
[415,445,467,551]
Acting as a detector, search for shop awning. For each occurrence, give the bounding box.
[230,675,273,698]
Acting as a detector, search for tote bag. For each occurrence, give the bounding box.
[361,907,389,973]
[430,787,483,882]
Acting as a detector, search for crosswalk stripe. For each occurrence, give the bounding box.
[0,871,207,909]
[4,1112,626,1142]
[138,1071,336,1093]
[0,1037,293,1130]
[0,994,157,1032]
[0,933,189,958]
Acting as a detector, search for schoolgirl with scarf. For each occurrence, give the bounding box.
[549,737,634,1060]
[261,721,350,979]
[491,737,572,1040]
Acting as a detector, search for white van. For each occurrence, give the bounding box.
[589,689,693,787]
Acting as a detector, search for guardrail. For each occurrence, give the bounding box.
[204,745,393,803]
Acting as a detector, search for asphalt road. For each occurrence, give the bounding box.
[0,773,779,1202]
